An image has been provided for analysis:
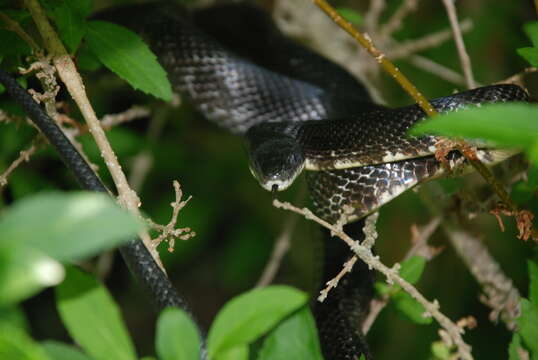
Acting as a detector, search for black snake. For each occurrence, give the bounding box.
[0,2,529,360]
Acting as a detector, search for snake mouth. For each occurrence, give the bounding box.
[249,163,304,192]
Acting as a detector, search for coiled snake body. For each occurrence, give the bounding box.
[97,3,529,359]
[2,3,528,360]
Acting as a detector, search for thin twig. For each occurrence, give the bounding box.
[0,138,43,188]
[149,180,195,252]
[24,0,161,266]
[380,0,419,38]
[448,230,521,330]
[388,19,473,60]
[128,106,169,191]
[318,212,379,300]
[100,106,150,129]
[419,184,523,330]
[318,256,358,302]
[273,199,473,360]
[496,67,538,86]
[0,11,41,53]
[362,217,441,333]
[256,215,297,287]
[312,0,437,116]
[364,0,386,32]
[408,55,468,86]
[441,0,476,89]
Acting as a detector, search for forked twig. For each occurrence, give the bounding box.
[273,199,473,360]
[441,0,476,89]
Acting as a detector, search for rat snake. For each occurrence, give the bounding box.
[0,2,529,360]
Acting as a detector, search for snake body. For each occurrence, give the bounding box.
[96,4,529,359]
[2,3,528,360]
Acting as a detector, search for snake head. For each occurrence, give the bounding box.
[246,129,305,192]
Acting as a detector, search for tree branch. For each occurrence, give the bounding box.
[23,0,161,266]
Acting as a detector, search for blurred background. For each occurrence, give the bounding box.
[1,0,537,359]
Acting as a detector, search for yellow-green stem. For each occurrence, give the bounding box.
[312,0,438,117]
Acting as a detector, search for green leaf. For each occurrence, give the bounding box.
[0,305,29,331]
[336,7,363,26]
[0,244,64,306]
[517,299,538,354]
[431,341,451,359]
[0,191,143,262]
[410,103,538,161]
[156,307,201,360]
[85,20,172,101]
[393,291,432,325]
[77,42,102,71]
[529,260,538,304]
[207,285,308,358]
[524,21,538,47]
[517,47,538,68]
[0,323,50,360]
[374,282,391,296]
[56,267,136,360]
[215,346,248,360]
[399,256,426,284]
[508,333,525,360]
[258,307,323,360]
[41,340,92,360]
[49,2,88,53]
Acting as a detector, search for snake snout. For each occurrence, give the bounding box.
[247,137,305,192]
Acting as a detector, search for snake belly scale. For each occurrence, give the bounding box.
[96,3,529,359]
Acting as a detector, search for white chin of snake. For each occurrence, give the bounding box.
[260,178,295,192]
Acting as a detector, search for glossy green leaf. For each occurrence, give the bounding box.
[215,346,248,360]
[410,103,538,163]
[517,299,538,354]
[41,340,92,360]
[399,256,426,284]
[374,282,391,296]
[258,307,323,360]
[0,244,64,306]
[85,20,172,101]
[49,1,90,52]
[156,307,201,360]
[0,323,50,360]
[0,191,143,262]
[508,334,525,360]
[393,291,432,325]
[56,267,136,360]
[0,305,29,331]
[524,21,538,47]
[431,341,451,359]
[207,285,308,358]
[77,42,102,71]
[518,47,538,68]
